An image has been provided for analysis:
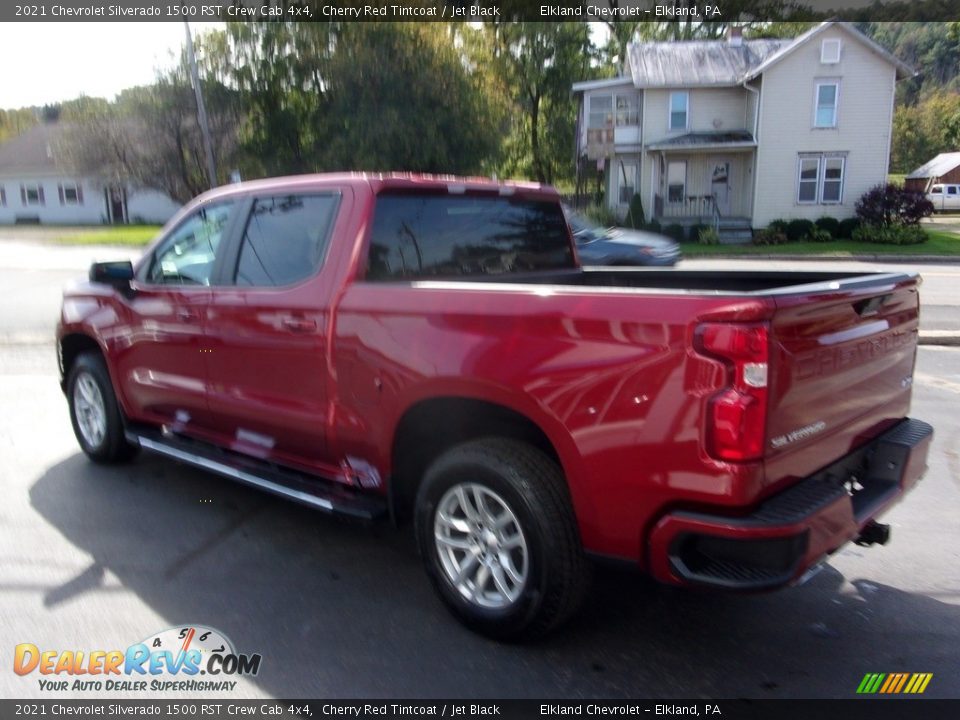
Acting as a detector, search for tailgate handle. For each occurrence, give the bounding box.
[854,294,890,317]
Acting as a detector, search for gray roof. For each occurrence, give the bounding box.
[627,39,789,88]
[906,152,960,180]
[626,22,915,89]
[0,123,69,176]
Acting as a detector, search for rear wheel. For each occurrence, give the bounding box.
[415,438,590,639]
[67,352,138,463]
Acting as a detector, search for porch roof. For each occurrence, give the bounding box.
[647,131,756,152]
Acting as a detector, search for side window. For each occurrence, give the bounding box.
[147,201,235,286]
[366,194,574,281]
[948,187,958,196]
[235,194,339,287]
[931,187,942,194]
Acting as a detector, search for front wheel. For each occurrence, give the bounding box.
[415,438,590,640]
[67,352,139,463]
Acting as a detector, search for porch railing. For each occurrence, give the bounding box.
[655,193,718,221]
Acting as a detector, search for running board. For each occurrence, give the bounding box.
[125,427,387,522]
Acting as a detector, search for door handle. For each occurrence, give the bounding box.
[281,316,317,333]
[176,308,200,322]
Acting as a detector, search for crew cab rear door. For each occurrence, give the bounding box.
[202,189,346,475]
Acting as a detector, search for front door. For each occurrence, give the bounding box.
[204,191,343,474]
[710,159,732,216]
[115,200,237,431]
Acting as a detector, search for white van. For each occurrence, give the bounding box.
[926,184,960,211]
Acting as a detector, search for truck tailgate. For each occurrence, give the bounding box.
[764,273,920,489]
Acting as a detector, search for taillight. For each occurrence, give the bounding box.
[696,322,769,462]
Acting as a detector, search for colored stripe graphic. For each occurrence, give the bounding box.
[857,672,932,694]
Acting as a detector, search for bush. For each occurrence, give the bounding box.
[805,226,833,243]
[837,217,860,239]
[698,226,721,245]
[852,223,928,245]
[625,193,646,229]
[855,184,934,227]
[664,224,686,243]
[786,219,815,242]
[643,220,662,234]
[688,223,708,242]
[583,204,620,228]
[815,216,841,239]
[752,228,788,246]
[768,219,789,234]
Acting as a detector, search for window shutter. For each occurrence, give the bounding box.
[38,186,45,206]
[20,185,26,205]
[77,185,84,204]
[58,184,65,205]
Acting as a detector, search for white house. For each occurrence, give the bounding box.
[572,22,915,238]
[0,123,180,225]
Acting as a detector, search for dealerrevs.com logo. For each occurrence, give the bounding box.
[14,625,262,693]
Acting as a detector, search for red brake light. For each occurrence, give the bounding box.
[696,323,769,462]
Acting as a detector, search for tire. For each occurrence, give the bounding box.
[415,438,590,640]
[67,352,139,464]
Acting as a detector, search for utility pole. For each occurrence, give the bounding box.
[184,21,217,190]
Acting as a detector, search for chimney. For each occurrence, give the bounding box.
[726,25,743,47]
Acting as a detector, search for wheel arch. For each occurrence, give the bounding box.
[388,395,589,530]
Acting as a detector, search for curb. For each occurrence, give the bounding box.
[919,331,960,347]
[683,254,960,264]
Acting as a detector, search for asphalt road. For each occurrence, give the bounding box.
[1,239,958,700]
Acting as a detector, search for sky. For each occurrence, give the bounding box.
[0,22,224,109]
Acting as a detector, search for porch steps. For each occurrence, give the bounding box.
[717,218,753,245]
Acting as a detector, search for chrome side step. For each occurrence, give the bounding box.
[125,427,387,521]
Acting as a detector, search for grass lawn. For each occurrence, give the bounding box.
[681,230,960,257]
[52,225,162,246]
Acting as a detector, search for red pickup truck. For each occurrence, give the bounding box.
[58,174,932,638]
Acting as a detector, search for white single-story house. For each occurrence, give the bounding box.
[0,123,180,225]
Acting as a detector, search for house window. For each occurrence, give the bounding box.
[821,39,841,64]
[588,95,613,129]
[797,153,846,205]
[617,161,637,204]
[589,93,638,128]
[669,92,689,131]
[615,95,638,126]
[814,82,839,128]
[667,161,687,203]
[21,184,44,206]
[59,183,83,205]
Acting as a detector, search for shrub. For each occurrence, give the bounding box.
[752,228,788,246]
[643,220,662,234]
[625,193,646,229]
[664,224,686,243]
[855,184,934,227]
[852,223,928,245]
[698,226,721,245]
[583,203,620,228]
[768,219,789,234]
[805,226,833,243]
[815,216,841,239]
[688,223,708,242]
[837,217,860,239]
[786,219,815,242]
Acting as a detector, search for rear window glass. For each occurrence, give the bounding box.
[235,194,338,287]
[366,194,574,280]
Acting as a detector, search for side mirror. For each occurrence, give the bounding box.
[89,261,135,293]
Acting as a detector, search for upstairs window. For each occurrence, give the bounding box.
[814,82,839,128]
[821,39,841,64]
[615,94,638,126]
[588,95,613,129]
[669,91,689,131]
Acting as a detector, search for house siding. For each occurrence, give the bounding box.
[0,176,104,224]
[643,86,750,143]
[752,26,897,227]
